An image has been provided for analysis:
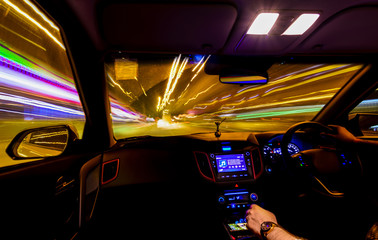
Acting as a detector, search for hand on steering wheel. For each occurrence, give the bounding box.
[281,121,362,198]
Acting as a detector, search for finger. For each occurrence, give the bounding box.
[321,132,335,137]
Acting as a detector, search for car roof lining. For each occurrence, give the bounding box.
[59,0,378,57]
[101,3,238,54]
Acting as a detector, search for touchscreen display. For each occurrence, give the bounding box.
[228,223,248,231]
[216,154,247,173]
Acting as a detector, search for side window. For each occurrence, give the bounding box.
[350,88,378,136]
[0,1,85,167]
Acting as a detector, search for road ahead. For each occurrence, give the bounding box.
[113,119,296,139]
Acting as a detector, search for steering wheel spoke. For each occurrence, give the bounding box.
[282,121,363,198]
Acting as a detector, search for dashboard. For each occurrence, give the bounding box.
[97,131,315,239]
[84,131,376,240]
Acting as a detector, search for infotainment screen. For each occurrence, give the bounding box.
[216,154,247,173]
[228,223,248,232]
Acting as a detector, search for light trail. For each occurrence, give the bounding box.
[0,92,84,116]
[234,64,351,97]
[178,55,210,100]
[0,65,81,104]
[23,0,60,31]
[233,105,324,120]
[3,0,65,50]
[262,65,362,97]
[107,73,134,100]
[184,83,217,105]
[283,88,340,100]
[159,55,189,111]
[215,93,335,115]
[0,24,46,51]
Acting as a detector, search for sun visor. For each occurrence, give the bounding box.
[101,3,237,53]
[296,6,378,54]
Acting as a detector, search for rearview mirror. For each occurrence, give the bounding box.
[6,125,79,160]
[219,73,268,85]
[205,55,271,85]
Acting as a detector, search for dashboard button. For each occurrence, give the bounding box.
[250,193,258,202]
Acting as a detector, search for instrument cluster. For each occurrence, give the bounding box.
[262,142,300,162]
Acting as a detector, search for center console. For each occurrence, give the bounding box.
[217,187,261,239]
[193,141,264,239]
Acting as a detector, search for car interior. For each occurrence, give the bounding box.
[0,0,377,239]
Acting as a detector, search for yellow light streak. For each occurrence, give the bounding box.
[159,55,189,111]
[215,93,335,115]
[262,65,361,97]
[156,96,161,111]
[234,64,348,97]
[0,23,46,51]
[107,74,134,100]
[222,98,246,107]
[178,55,210,100]
[3,0,65,50]
[23,0,60,31]
[135,77,147,96]
[159,55,180,111]
[192,55,205,72]
[195,98,219,108]
[184,83,217,105]
[283,88,340,100]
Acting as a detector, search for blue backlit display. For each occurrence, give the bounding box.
[222,146,232,151]
[216,154,247,173]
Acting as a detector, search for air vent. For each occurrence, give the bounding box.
[251,149,263,178]
[101,159,119,185]
[193,152,214,181]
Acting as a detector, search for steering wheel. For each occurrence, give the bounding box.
[281,121,363,197]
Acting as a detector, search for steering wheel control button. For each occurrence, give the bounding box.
[250,193,258,202]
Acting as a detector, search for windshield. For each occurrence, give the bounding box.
[105,54,362,139]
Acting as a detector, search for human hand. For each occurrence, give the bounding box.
[323,125,357,144]
[246,204,277,237]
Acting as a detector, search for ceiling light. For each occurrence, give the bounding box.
[282,13,320,35]
[247,13,279,35]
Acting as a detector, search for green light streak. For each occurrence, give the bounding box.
[0,42,35,69]
[0,43,75,84]
[235,106,323,120]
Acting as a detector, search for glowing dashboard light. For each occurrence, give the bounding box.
[222,146,232,151]
[282,13,320,35]
[247,13,279,35]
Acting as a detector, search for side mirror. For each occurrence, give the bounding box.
[6,125,79,160]
[348,113,378,136]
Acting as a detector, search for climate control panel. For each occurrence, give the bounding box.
[217,189,259,210]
